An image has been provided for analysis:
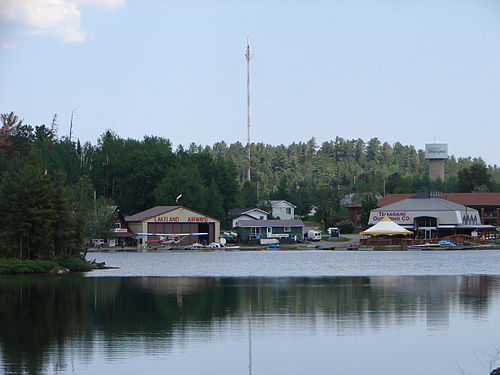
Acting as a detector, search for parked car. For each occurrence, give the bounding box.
[92,239,105,248]
[328,227,340,237]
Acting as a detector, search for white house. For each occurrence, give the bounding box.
[270,200,296,221]
[229,208,269,228]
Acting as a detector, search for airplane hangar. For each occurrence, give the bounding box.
[125,206,220,246]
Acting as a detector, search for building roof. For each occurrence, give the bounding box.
[347,194,411,209]
[228,208,268,220]
[377,197,468,212]
[237,219,304,228]
[376,192,500,208]
[347,203,362,208]
[377,194,413,207]
[125,206,180,222]
[232,213,257,221]
[443,192,500,207]
[270,200,297,208]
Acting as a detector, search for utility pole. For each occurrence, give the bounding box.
[245,36,253,181]
[257,182,260,207]
[69,109,76,142]
[105,155,109,199]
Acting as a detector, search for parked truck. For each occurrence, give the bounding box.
[328,227,340,237]
[305,230,322,241]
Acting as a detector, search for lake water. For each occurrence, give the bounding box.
[2,250,500,375]
[86,249,500,277]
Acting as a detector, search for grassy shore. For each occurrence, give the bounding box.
[0,256,99,274]
[321,236,351,242]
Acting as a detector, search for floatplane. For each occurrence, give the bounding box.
[136,232,208,248]
[135,232,240,250]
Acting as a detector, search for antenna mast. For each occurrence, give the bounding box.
[245,36,253,181]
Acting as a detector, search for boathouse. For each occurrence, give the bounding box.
[125,206,220,246]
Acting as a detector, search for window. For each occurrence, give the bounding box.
[114,222,121,229]
[286,207,291,214]
[267,227,272,235]
[251,227,261,238]
[284,227,291,232]
[260,216,264,220]
[415,216,437,228]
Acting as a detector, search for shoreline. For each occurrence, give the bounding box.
[86,244,500,252]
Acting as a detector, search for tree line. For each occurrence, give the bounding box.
[1,111,499,258]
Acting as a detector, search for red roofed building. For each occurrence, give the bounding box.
[443,193,500,227]
[347,194,413,229]
[377,194,413,207]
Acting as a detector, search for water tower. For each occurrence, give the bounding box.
[425,143,448,182]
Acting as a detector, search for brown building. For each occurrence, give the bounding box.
[444,193,500,227]
[112,208,137,246]
[125,206,220,246]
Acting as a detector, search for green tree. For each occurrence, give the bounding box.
[203,179,226,221]
[153,164,206,212]
[360,193,378,226]
[0,153,55,259]
[0,149,86,259]
[52,171,84,256]
[314,187,341,231]
[239,181,257,208]
[87,200,118,241]
[289,182,314,219]
[457,163,494,192]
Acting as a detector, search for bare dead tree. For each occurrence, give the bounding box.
[1,111,23,129]
[0,112,23,149]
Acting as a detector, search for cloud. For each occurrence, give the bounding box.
[1,41,21,49]
[74,0,126,11]
[0,0,125,45]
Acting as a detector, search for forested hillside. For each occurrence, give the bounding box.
[1,112,499,231]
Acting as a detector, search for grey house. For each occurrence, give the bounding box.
[236,219,304,242]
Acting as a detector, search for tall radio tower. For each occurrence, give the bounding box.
[245,36,253,181]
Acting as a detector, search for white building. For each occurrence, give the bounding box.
[270,200,296,221]
[228,208,268,228]
[368,192,483,239]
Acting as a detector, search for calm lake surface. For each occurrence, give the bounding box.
[2,250,500,375]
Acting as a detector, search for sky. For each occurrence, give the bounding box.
[1,0,500,166]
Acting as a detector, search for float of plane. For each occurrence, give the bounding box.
[136,232,208,246]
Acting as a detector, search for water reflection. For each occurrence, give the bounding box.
[0,275,499,375]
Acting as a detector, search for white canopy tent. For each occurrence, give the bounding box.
[360,216,413,236]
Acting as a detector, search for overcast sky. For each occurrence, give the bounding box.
[1,0,499,165]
